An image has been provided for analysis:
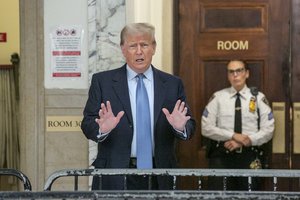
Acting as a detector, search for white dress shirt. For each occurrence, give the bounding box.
[127,65,154,157]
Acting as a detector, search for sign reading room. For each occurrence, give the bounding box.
[46,116,82,132]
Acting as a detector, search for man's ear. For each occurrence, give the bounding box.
[152,44,156,55]
[121,45,126,56]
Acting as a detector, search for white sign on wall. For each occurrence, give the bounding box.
[50,26,83,78]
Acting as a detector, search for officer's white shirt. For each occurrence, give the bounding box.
[201,85,275,146]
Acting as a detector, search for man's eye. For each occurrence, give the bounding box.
[141,43,149,48]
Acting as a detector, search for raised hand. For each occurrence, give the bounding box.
[95,101,124,133]
[162,100,191,131]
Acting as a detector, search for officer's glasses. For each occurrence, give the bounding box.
[227,67,245,76]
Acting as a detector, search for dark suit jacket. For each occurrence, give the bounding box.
[81,64,196,189]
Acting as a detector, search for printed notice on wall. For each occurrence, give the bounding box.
[50,26,84,78]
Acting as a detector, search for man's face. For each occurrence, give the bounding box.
[227,60,249,91]
[121,33,156,74]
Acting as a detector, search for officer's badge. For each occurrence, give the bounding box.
[249,96,256,113]
[262,97,270,106]
[250,158,262,169]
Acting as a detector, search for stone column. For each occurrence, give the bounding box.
[19,0,45,191]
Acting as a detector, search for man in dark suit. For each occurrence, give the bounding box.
[81,23,195,190]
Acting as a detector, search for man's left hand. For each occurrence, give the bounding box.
[162,100,191,131]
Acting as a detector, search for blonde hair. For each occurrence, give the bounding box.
[120,23,156,46]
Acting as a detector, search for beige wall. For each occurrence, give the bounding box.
[19,0,89,191]
[0,0,19,64]
[126,0,173,73]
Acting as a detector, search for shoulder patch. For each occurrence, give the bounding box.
[262,97,270,106]
[202,108,209,118]
[268,112,274,120]
[208,94,215,103]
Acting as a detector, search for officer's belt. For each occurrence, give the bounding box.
[212,141,261,154]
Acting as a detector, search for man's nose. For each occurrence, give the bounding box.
[136,45,142,53]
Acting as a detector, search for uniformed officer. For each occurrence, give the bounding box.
[201,60,275,191]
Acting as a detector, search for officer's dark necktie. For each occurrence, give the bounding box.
[136,74,153,169]
[234,92,242,133]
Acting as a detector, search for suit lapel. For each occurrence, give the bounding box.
[111,66,167,128]
[153,68,167,126]
[112,65,133,124]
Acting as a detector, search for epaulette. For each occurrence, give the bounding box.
[208,94,215,103]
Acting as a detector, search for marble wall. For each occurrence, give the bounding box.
[88,0,125,78]
[87,0,126,169]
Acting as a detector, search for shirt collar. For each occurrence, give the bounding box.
[230,85,248,98]
[126,65,153,81]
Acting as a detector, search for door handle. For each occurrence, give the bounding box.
[272,102,285,154]
[293,103,300,154]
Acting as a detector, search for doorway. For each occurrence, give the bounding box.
[175,0,300,190]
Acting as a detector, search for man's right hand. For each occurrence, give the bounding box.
[95,101,124,133]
